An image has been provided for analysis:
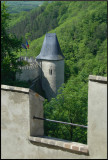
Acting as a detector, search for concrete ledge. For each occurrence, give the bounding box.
[1,84,29,93]
[28,136,89,155]
[89,75,107,83]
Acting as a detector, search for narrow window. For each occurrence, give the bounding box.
[49,69,52,75]
[50,69,52,75]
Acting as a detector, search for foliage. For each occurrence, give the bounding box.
[3,1,44,13]
[1,2,22,84]
[17,60,30,66]
[8,11,29,28]
[44,76,88,144]
[7,1,68,42]
[4,79,32,88]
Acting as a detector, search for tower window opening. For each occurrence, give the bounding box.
[49,69,52,75]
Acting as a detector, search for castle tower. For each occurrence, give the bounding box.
[36,33,64,100]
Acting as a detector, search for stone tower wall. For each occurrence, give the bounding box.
[40,60,64,100]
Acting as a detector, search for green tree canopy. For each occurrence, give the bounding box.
[1,2,22,83]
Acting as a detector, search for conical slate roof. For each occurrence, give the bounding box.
[36,33,64,60]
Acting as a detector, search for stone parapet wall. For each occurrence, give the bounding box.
[17,56,36,63]
[18,62,38,70]
[1,85,44,159]
[88,75,107,159]
[1,75,107,159]
[1,84,89,159]
[1,85,88,159]
[16,62,40,81]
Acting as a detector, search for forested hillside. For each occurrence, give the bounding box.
[4,1,107,144]
[3,1,44,13]
[8,1,63,40]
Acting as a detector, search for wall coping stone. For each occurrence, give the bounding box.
[89,75,107,83]
[28,136,89,155]
[1,84,29,93]
[1,84,45,100]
